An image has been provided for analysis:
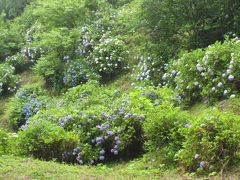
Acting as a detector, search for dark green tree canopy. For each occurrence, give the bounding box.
[141,0,240,58]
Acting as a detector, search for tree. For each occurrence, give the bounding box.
[141,0,240,58]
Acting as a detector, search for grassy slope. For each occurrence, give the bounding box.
[188,98,240,117]
[0,155,239,180]
[0,155,181,180]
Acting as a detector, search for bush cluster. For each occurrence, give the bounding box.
[4,82,240,175]
[7,84,48,130]
[0,63,20,95]
[17,122,79,161]
[15,83,178,165]
[0,128,10,156]
[177,110,240,174]
[164,38,240,105]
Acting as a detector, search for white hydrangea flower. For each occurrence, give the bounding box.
[224,90,228,95]
[211,87,216,92]
[230,94,236,98]
[217,82,223,87]
[228,75,234,81]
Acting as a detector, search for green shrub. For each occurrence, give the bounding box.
[7,84,47,130]
[143,102,189,165]
[0,128,10,156]
[0,63,20,95]
[165,38,240,105]
[177,110,240,174]
[62,82,121,108]
[17,122,79,161]
[0,14,23,60]
[33,53,64,90]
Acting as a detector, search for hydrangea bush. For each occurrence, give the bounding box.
[133,55,164,85]
[5,53,29,73]
[7,84,48,130]
[21,83,178,165]
[0,63,20,95]
[63,59,100,88]
[165,38,240,104]
[89,36,129,78]
[176,110,240,174]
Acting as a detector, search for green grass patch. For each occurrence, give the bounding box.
[20,70,45,87]
[188,98,240,117]
[216,98,240,116]
[0,155,176,180]
[0,155,239,180]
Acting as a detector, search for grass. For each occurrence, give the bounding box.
[0,155,180,180]
[188,98,240,117]
[216,98,240,115]
[107,72,133,91]
[19,70,45,87]
[0,155,239,180]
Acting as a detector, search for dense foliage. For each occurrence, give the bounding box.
[0,63,20,95]
[141,0,240,59]
[177,110,240,174]
[1,0,240,177]
[164,38,240,105]
[7,84,48,130]
[0,128,10,156]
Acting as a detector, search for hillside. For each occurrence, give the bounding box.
[0,0,240,179]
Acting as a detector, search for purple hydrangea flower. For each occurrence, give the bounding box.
[210,116,215,120]
[78,159,83,164]
[200,161,205,167]
[133,113,138,118]
[90,160,94,164]
[172,70,177,75]
[100,150,105,155]
[194,154,199,159]
[185,123,192,128]
[106,131,114,136]
[114,150,118,155]
[197,66,203,72]
[99,156,105,161]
